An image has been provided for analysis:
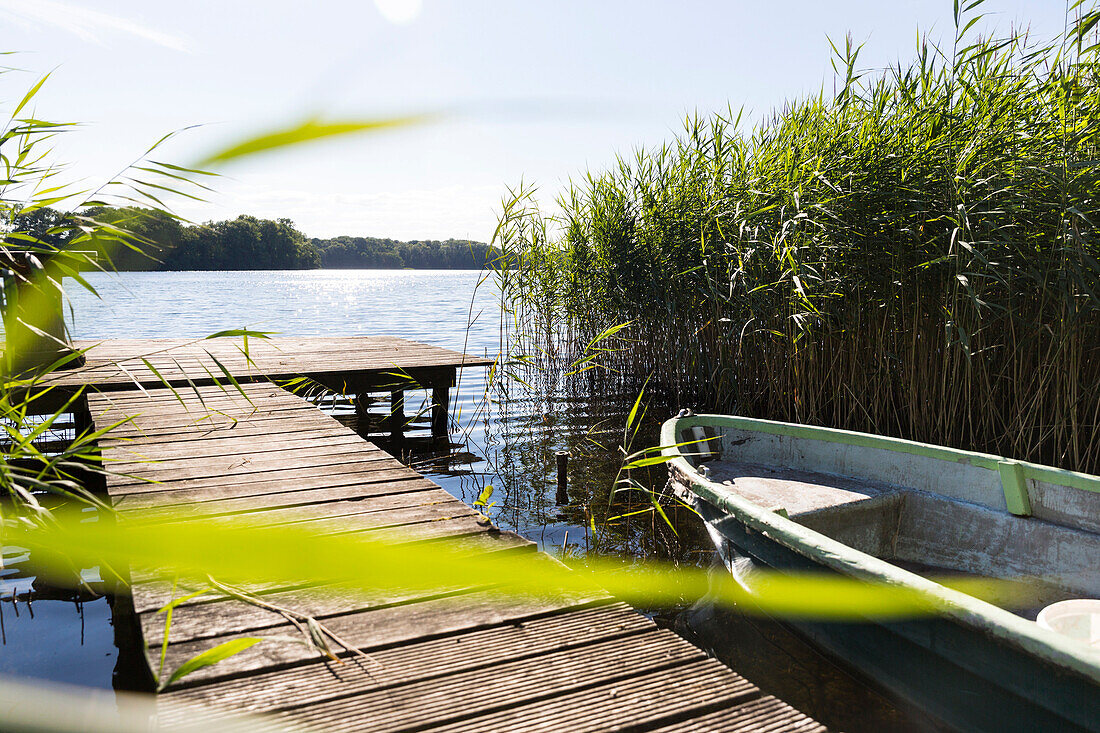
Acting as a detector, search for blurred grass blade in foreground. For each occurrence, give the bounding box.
[196,115,433,167]
[8,511,1034,622]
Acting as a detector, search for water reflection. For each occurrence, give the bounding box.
[337,380,710,577]
[0,517,117,689]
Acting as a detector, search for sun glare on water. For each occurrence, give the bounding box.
[374,0,423,25]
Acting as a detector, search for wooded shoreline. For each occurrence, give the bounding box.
[12,206,497,271]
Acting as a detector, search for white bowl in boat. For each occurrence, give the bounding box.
[1036,599,1100,649]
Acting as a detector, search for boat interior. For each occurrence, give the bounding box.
[681,424,1100,616]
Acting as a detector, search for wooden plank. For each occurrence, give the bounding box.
[127,506,492,554]
[79,340,463,361]
[107,455,405,495]
[100,412,337,440]
[281,513,494,543]
[113,465,427,510]
[80,363,470,387]
[649,697,827,733]
[73,334,478,357]
[401,660,760,733]
[128,482,456,522]
[118,473,434,517]
[91,399,316,424]
[91,379,300,399]
[104,431,365,465]
[94,393,315,415]
[140,548,586,646]
[71,367,466,394]
[130,539,537,615]
[106,442,391,485]
[169,492,476,530]
[142,582,491,647]
[79,351,476,369]
[104,427,362,461]
[91,398,356,434]
[89,399,311,423]
[29,337,491,399]
[156,594,613,686]
[98,386,332,410]
[93,397,312,417]
[91,386,306,408]
[76,352,465,369]
[44,335,493,392]
[268,630,705,733]
[100,422,349,449]
[89,384,267,400]
[158,604,654,722]
[98,409,344,432]
[100,424,352,453]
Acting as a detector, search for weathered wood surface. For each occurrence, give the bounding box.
[34,335,493,393]
[90,380,824,731]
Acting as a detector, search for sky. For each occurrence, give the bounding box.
[0,0,1076,242]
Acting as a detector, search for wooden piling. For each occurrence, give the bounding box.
[431,377,452,440]
[389,389,405,438]
[556,450,570,504]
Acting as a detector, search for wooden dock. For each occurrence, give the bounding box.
[47,335,490,439]
[75,336,824,731]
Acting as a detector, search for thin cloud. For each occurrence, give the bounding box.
[0,0,192,52]
[374,0,423,26]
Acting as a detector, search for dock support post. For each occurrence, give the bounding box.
[556,450,570,504]
[389,390,405,439]
[73,396,92,438]
[431,370,454,441]
[353,393,372,434]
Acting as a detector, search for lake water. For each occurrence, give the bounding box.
[64,270,494,351]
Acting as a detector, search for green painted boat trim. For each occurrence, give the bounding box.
[661,413,1100,684]
[998,460,1033,516]
[674,414,1100,495]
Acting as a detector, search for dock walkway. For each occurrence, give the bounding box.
[46,335,491,438]
[79,337,823,731]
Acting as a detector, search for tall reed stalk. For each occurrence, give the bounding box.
[494,3,1100,474]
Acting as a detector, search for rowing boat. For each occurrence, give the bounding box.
[661,412,1100,732]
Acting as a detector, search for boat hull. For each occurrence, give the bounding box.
[694,502,1100,733]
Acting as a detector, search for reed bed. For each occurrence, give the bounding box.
[494,5,1100,474]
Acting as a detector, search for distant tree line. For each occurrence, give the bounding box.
[312,236,498,269]
[6,207,496,271]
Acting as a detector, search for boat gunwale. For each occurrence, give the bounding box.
[660,413,1100,683]
[673,413,1100,494]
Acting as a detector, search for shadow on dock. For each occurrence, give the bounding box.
[676,593,952,733]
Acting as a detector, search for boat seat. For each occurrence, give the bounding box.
[701,459,894,517]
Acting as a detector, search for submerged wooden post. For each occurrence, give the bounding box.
[430,369,455,440]
[353,393,372,433]
[556,450,570,504]
[389,389,405,439]
[72,398,93,437]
